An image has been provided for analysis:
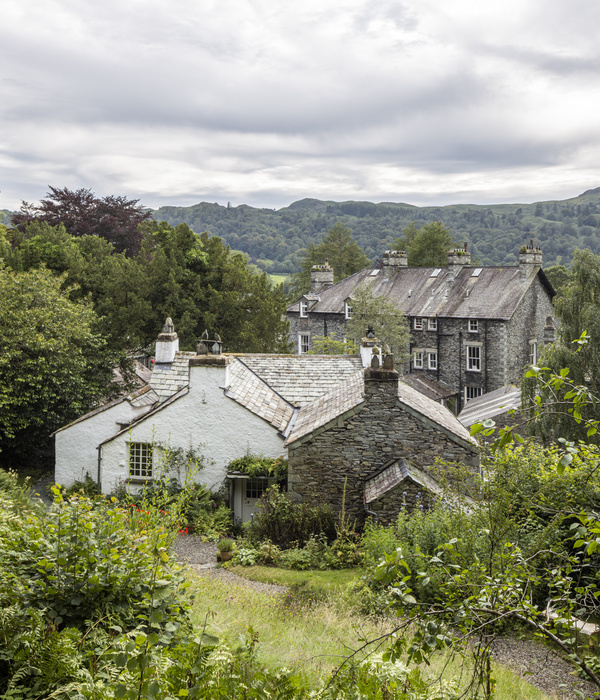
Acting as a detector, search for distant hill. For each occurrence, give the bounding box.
[152,190,600,273]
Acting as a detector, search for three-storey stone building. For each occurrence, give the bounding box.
[287,244,555,411]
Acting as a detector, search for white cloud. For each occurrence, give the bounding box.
[1,0,599,210]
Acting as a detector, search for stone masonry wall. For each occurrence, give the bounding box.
[369,480,431,526]
[288,368,478,523]
[288,311,349,352]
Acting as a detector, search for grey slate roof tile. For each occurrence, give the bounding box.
[288,265,548,321]
[458,384,521,427]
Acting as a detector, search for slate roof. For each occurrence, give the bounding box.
[402,374,457,402]
[364,459,443,504]
[237,354,363,406]
[285,370,475,446]
[226,359,296,433]
[149,351,195,400]
[458,384,522,428]
[288,264,553,321]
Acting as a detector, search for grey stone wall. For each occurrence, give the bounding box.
[288,368,478,523]
[368,479,430,526]
[288,311,349,352]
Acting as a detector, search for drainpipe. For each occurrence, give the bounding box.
[96,445,102,494]
[484,320,488,394]
[436,318,441,381]
[364,507,379,522]
[458,331,463,412]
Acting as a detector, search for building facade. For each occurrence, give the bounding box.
[287,244,555,411]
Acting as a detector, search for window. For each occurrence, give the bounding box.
[466,345,481,371]
[413,351,424,369]
[468,319,479,333]
[428,352,438,370]
[299,300,308,318]
[414,318,423,330]
[464,386,483,402]
[428,318,438,331]
[299,333,310,354]
[529,340,538,365]
[345,300,352,319]
[246,478,271,499]
[129,442,152,478]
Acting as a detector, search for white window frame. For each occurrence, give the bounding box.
[464,386,483,402]
[345,301,352,320]
[414,318,423,331]
[468,319,479,333]
[529,340,538,365]
[129,442,153,479]
[466,345,481,371]
[413,351,424,369]
[299,300,308,318]
[428,318,438,331]
[428,352,438,370]
[298,333,310,354]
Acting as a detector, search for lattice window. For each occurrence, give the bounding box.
[129,442,153,478]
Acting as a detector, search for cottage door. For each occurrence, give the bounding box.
[242,478,271,522]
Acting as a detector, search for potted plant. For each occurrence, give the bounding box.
[217,538,235,562]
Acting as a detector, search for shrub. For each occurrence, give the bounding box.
[247,486,336,548]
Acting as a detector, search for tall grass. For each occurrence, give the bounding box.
[187,571,552,698]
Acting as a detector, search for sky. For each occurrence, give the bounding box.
[2,0,600,212]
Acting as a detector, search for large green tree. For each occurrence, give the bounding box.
[0,265,117,471]
[394,220,458,267]
[290,222,371,296]
[522,249,600,443]
[346,282,410,359]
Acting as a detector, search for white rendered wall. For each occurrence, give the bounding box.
[99,364,285,494]
[55,400,154,488]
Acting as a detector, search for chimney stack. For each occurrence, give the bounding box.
[310,260,334,294]
[519,241,543,279]
[447,243,471,278]
[155,317,179,365]
[382,250,408,280]
[363,355,399,408]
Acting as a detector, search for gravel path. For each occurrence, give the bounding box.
[172,535,600,699]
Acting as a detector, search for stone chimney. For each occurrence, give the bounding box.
[310,260,334,294]
[155,317,179,365]
[363,352,399,410]
[382,250,408,280]
[360,326,381,368]
[447,242,471,278]
[519,240,543,279]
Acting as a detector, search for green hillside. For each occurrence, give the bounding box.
[153,188,600,272]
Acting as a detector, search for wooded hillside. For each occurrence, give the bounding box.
[152,188,600,272]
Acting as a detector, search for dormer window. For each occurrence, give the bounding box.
[299,300,308,318]
[345,300,353,320]
[468,319,479,333]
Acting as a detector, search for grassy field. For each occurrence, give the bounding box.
[269,273,288,286]
[188,567,552,699]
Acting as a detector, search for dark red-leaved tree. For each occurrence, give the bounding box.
[12,186,152,255]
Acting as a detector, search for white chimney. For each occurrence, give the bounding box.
[155,317,179,364]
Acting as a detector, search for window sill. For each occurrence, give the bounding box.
[127,477,154,485]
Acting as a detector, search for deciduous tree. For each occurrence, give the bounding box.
[394,220,458,267]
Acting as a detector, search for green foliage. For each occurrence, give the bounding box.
[543,263,572,297]
[289,222,371,296]
[523,253,600,444]
[395,220,458,267]
[246,486,336,548]
[346,281,410,358]
[226,454,288,481]
[0,264,118,470]
[307,333,358,355]
[217,537,235,552]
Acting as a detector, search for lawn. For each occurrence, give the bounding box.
[188,566,552,699]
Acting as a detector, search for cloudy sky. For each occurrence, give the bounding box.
[2,0,599,212]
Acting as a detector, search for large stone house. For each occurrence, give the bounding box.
[287,243,555,411]
[55,321,476,523]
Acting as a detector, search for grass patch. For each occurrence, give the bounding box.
[227,564,358,597]
[187,570,552,698]
[269,273,288,286]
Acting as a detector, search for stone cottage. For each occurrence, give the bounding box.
[285,354,478,525]
[55,321,479,523]
[288,243,555,412]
